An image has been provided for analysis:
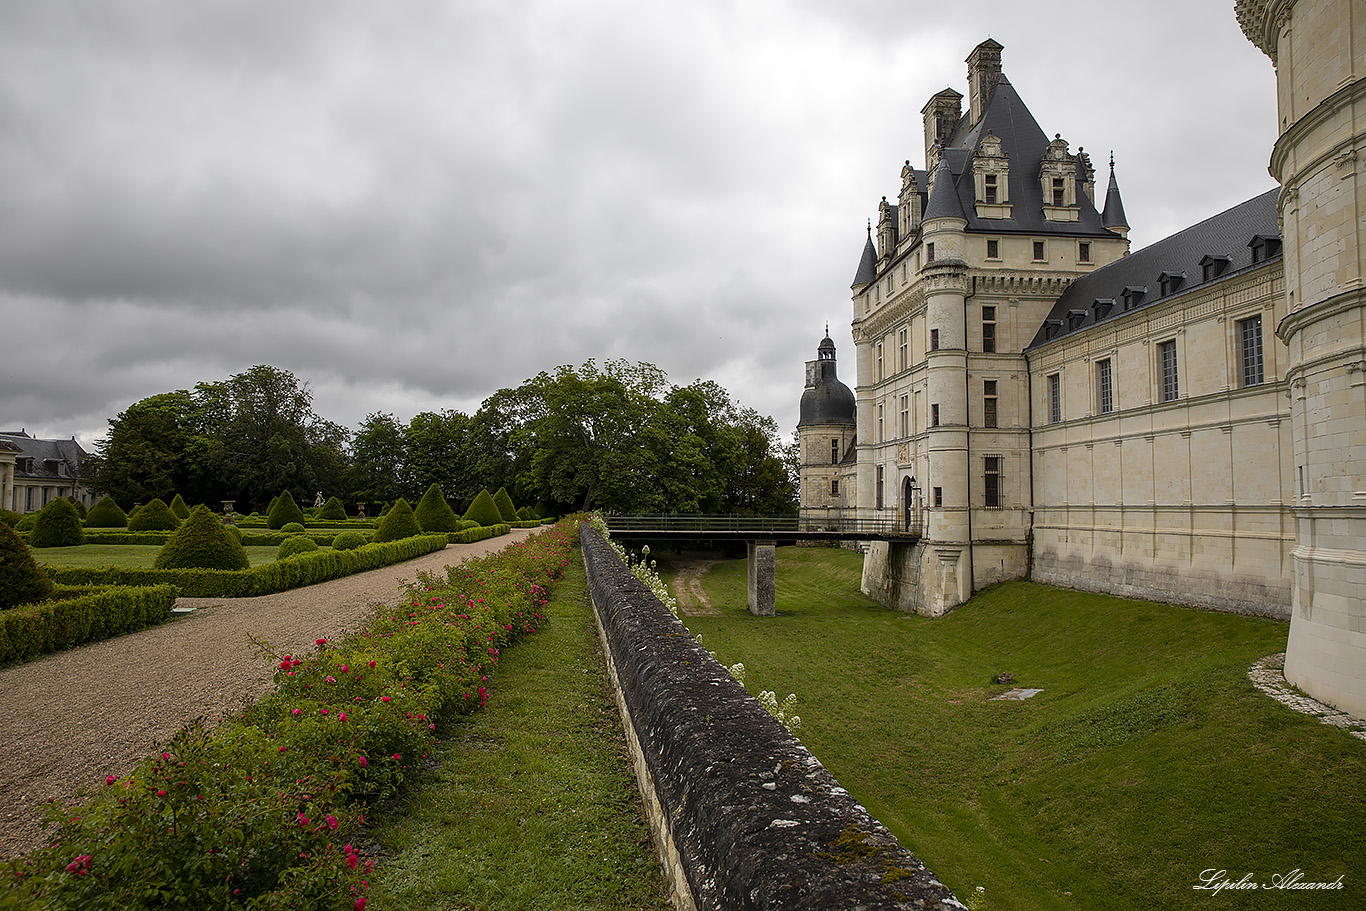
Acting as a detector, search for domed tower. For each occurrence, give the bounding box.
[798,330,857,524]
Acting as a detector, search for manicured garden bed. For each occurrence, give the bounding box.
[662,546,1366,911]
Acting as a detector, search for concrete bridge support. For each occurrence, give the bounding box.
[746,539,776,616]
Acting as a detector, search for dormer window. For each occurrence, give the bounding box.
[1067,309,1087,330]
[1200,255,1231,282]
[1044,319,1064,340]
[1039,134,1079,221]
[971,131,1011,219]
[1249,235,1282,264]
[1158,271,1186,297]
[1093,298,1114,320]
[984,174,997,204]
[1122,286,1147,310]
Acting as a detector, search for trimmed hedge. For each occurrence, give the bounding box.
[278,536,319,560]
[374,498,422,543]
[154,505,251,571]
[414,484,461,533]
[446,524,509,545]
[168,494,191,520]
[492,487,519,523]
[0,585,176,666]
[516,506,537,522]
[267,490,307,530]
[67,497,88,520]
[463,489,504,527]
[15,514,36,532]
[45,534,450,598]
[319,496,347,521]
[0,509,22,528]
[331,530,367,551]
[30,498,85,548]
[128,498,181,532]
[280,522,307,535]
[85,496,129,528]
[0,521,53,609]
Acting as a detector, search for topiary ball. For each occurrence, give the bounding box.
[492,487,519,523]
[462,490,504,527]
[15,513,37,532]
[168,494,191,520]
[0,521,53,608]
[128,498,182,532]
[320,496,347,521]
[277,536,319,560]
[267,490,307,530]
[84,496,129,528]
[414,483,461,533]
[280,522,307,535]
[332,530,367,551]
[30,498,85,548]
[374,498,422,543]
[154,505,251,571]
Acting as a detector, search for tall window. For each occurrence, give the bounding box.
[986,238,999,259]
[1048,373,1061,423]
[926,242,935,262]
[933,486,943,507]
[1240,315,1264,387]
[876,465,885,509]
[1033,240,1046,261]
[930,328,940,351]
[982,305,997,353]
[1079,241,1091,263]
[877,343,884,381]
[831,438,839,465]
[899,328,908,371]
[1159,340,1179,402]
[900,394,909,438]
[878,403,884,442]
[984,456,1002,508]
[1096,358,1113,414]
[931,403,940,427]
[984,173,998,204]
[831,479,839,496]
[1052,177,1064,206]
[984,380,998,428]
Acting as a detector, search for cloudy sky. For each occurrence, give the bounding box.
[0,1,1279,449]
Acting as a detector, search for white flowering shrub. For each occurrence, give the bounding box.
[590,516,679,617]
[757,690,802,731]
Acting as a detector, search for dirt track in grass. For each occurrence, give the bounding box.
[0,528,536,859]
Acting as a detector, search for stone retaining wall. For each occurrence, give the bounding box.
[581,527,964,910]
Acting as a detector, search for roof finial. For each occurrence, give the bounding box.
[825,321,829,337]
[1109,150,1115,172]
[866,218,872,236]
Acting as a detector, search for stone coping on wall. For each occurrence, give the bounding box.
[580,527,965,911]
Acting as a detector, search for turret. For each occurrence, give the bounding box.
[1102,152,1129,239]
[851,222,878,291]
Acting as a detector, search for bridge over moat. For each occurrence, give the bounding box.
[602,514,921,616]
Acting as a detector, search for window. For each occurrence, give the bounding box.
[926,242,935,262]
[1122,286,1146,310]
[1158,271,1186,296]
[1079,241,1091,263]
[984,456,1002,508]
[931,403,940,427]
[984,380,998,428]
[1048,373,1061,423]
[900,394,909,437]
[933,486,943,507]
[831,479,839,496]
[1240,315,1264,386]
[1201,255,1231,281]
[1052,177,1064,207]
[876,465,885,509]
[984,173,998,204]
[886,275,893,294]
[877,342,884,381]
[982,305,997,353]
[930,328,940,351]
[831,438,840,465]
[1033,240,1046,261]
[1250,235,1281,264]
[899,328,908,371]
[1096,358,1113,414]
[986,238,999,259]
[1159,340,1179,402]
[878,403,884,442]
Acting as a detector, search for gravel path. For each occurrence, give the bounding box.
[0,528,536,859]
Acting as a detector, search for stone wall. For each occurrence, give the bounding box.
[580,528,964,911]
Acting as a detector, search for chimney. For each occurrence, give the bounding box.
[966,39,1003,127]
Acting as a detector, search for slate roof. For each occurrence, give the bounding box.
[1027,187,1282,349]
[799,334,856,427]
[0,432,89,480]
[924,156,965,221]
[1102,162,1129,230]
[851,227,879,287]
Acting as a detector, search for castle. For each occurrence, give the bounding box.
[799,1,1365,719]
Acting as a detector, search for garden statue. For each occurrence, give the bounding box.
[314,491,324,509]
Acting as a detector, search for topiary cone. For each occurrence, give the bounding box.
[414,483,461,533]
[462,490,504,527]
[154,504,251,570]
[492,487,519,523]
[127,498,181,532]
[0,521,54,608]
[30,497,85,548]
[85,496,129,528]
[320,496,347,521]
[267,489,307,530]
[374,498,423,542]
[168,494,191,520]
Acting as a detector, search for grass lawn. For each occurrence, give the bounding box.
[369,551,670,910]
[34,544,317,568]
[657,545,1366,911]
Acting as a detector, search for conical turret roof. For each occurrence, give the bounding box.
[851,224,878,287]
[1102,155,1128,230]
[923,155,964,221]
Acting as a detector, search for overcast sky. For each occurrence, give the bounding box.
[0,1,1279,449]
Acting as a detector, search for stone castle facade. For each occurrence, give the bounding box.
[798,1,1365,718]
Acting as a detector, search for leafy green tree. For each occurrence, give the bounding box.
[85,391,211,505]
[347,412,406,507]
[404,410,473,501]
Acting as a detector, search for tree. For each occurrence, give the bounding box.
[85,391,210,505]
[404,410,472,502]
[347,412,406,507]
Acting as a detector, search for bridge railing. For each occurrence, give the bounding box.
[601,513,921,538]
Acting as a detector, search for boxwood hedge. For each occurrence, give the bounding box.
[85,496,129,528]
[0,584,176,665]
